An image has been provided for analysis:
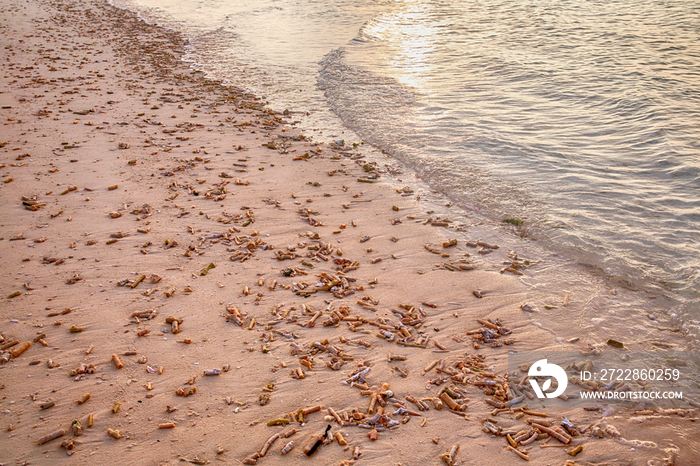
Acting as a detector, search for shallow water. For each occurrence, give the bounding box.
[111,0,700,342]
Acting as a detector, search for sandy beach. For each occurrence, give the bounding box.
[0,0,698,464]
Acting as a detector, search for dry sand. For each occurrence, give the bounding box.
[0,0,698,464]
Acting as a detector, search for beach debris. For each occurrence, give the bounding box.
[281,440,294,455]
[22,195,46,211]
[112,354,124,369]
[501,265,524,275]
[426,217,452,227]
[69,363,96,376]
[60,438,75,452]
[506,445,530,461]
[439,391,462,411]
[259,432,280,457]
[226,304,244,326]
[107,428,122,439]
[423,243,440,257]
[66,274,83,285]
[353,446,361,460]
[303,425,332,456]
[1,338,19,350]
[37,429,66,445]
[71,419,83,436]
[176,386,197,397]
[40,401,55,410]
[334,431,348,445]
[436,259,473,271]
[267,419,289,427]
[529,421,571,444]
[10,341,30,358]
[166,316,183,334]
[606,338,624,348]
[439,444,460,465]
[560,418,581,437]
[179,457,208,465]
[467,318,513,349]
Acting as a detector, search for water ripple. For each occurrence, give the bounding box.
[320,0,700,326]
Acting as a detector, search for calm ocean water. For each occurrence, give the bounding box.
[111,0,699,342]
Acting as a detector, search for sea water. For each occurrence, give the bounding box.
[110,0,700,344]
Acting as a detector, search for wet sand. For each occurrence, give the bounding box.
[0,0,698,464]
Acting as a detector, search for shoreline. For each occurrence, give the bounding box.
[0,0,698,464]
[115,0,695,348]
